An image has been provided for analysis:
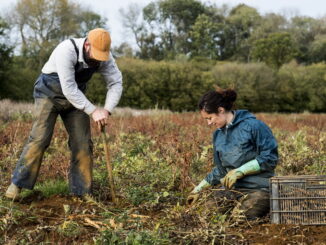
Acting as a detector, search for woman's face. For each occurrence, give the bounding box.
[200,108,227,129]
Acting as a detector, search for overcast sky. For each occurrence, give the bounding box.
[1,0,326,47]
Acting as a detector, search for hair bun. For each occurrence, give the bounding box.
[223,89,237,103]
[214,86,224,95]
[199,87,237,113]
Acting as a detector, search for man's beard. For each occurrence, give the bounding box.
[83,49,101,67]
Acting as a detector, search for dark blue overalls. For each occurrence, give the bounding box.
[12,39,98,195]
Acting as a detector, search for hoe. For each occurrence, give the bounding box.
[101,126,117,204]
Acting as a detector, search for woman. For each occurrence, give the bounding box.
[187,88,278,219]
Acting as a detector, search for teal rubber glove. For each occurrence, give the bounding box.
[221,159,260,189]
[187,179,211,205]
[192,179,211,193]
[237,159,261,176]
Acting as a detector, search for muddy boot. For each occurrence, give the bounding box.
[236,189,270,220]
[5,183,21,201]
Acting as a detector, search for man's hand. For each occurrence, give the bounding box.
[187,193,199,205]
[91,108,110,131]
[220,169,244,189]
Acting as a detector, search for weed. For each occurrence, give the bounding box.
[57,220,81,237]
[111,133,175,205]
[276,128,326,175]
[95,229,171,245]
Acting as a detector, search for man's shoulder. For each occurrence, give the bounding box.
[57,39,71,47]
[53,39,74,55]
[51,39,82,60]
[69,38,85,46]
[56,38,84,50]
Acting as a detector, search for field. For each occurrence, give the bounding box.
[0,100,325,244]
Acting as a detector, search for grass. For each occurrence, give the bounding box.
[21,179,69,199]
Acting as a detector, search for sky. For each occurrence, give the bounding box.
[1,0,326,48]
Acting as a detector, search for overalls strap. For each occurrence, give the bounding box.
[70,39,79,69]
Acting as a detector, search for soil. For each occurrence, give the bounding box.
[2,195,102,244]
[2,194,326,244]
[240,223,326,244]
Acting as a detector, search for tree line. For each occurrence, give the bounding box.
[85,59,325,112]
[0,0,325,112]
[118,0,326,67]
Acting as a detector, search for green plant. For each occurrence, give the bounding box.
[21,179,69,198]
[112,133,175,205]
[57,220,81,237]
[96,229,171,245]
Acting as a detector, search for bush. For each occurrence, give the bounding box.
[5,56,326,113]
[210,62,278,111]
[2,57,38,101]
[115,58,213,111]
[277,62,326,112]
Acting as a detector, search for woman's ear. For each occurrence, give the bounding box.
[217,107,225,114]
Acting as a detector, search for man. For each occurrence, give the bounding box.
[5,28,123,199]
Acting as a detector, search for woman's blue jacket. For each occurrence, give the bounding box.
[205,110,278,189]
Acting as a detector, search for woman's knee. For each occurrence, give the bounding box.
[239,190,270,219]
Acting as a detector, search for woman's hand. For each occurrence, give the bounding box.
[220,170,244,189]
[187,179,210,205]
[187,193,199,205]
[221,160,261,189]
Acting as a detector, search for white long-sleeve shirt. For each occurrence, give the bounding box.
[42,38,123,115]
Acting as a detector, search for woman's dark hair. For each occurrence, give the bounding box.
[198,87,237,113]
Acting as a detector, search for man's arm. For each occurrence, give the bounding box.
[55,40,96,115]
[98,53,123,113]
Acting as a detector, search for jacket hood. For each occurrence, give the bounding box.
[227,110,256,128]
